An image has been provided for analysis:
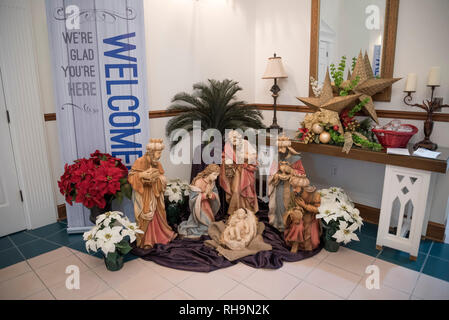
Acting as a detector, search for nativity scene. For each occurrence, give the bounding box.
[112,133,361,271]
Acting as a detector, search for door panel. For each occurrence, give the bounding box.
[0,69,26,237]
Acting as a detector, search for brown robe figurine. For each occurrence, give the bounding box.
[283,175,321,252]
[219,130,259,215]
[128,139,176,249]
[283,207,304,253]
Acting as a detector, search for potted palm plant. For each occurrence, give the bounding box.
[165,79,265,179]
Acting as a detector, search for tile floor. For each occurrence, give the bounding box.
[1,220,449,300]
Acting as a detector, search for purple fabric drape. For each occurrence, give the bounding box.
[131,206,322,272]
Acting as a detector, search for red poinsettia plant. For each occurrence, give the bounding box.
[297,128,309,141]
[58,150,132,209]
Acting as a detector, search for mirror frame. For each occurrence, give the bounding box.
[309,0,400,101]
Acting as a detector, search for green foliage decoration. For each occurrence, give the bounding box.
[165,79,265,148]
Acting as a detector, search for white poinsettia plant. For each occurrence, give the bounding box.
[165,179,190,204]
[317,187,363,245]
[83,211,143,258]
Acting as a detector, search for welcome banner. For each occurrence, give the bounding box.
[46,0,149,232]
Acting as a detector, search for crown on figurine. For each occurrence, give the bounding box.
[277,135,292,148]
[146,139,165,152]
[290,174,310,188]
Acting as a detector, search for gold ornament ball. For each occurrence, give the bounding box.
[312,123,324,134]
[319,131,331,144]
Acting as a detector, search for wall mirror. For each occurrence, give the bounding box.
[309,0,399,101]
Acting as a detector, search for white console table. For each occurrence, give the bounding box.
[285,140,449,260]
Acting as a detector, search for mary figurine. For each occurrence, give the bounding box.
[178,164,221,238]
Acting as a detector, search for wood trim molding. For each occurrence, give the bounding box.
[44,110,185,121]
[309,0,320,97]
[374,0,400,102]
[149,110,183,119]
[425,221,446,242]
[289,140,448,174]
[355,203,380,224]
[44,106,449,122]
[308,0,400,102]
[249,104,313,113]
[57,204,66,221]
[248,103,449,122]
[355,202,445,242]
[44,113,56,121]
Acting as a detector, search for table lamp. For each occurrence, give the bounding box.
[262,53,288,131]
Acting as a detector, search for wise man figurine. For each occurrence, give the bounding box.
[220,130,259,215]
[270,135,306,176]
[285,175,321,251]
[128,139,176,249]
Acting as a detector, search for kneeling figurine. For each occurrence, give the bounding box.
[283,175,321,252]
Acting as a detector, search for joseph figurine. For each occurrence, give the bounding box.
[128,139,176,249]
[220,130,259,215]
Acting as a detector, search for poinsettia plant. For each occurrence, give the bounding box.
[84,211,143,271]
[84,211,142,256]
[165,179,190,204]
[58,150,132,209]
[317,187,363,245]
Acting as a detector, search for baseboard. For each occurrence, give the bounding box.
[54,202,446,242]
[354,203,380,225]
[355,202,446,243]
[57,204,66,221]
[425,221,446,242]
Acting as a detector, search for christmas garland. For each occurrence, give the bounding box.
[329,129,382,152]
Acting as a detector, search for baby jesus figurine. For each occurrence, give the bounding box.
[220,208,258,251]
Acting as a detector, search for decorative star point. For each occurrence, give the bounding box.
[298,68,361,113]
[350,50,401,123]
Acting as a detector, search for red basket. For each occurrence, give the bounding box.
[372,124,418,148]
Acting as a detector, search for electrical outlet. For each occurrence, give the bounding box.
[330,166,337,176]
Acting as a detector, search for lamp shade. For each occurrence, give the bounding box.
[262,56,288,79]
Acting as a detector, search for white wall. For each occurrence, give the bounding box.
[31,0,449,226]
[254,0,311,107]
[254,0,449,225]
[31,0,257,204]
[143,0,256,181]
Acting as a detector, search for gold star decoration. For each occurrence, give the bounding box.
[349,51,401,123]
[297,69,361,113]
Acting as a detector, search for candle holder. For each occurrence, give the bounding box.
[403,85,448,151]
